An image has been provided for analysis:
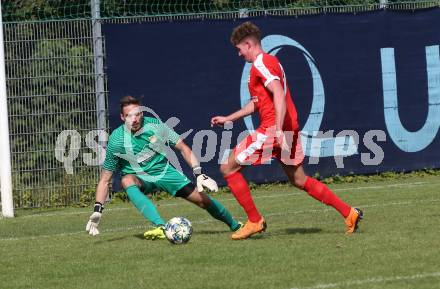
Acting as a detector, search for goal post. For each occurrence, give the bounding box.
[0,1,14,218]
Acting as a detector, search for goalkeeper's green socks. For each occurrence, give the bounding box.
[126,185,165,226]
[206,195,241,231]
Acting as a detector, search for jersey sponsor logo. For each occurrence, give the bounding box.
[135,148,155,164]
[251,96,259,103]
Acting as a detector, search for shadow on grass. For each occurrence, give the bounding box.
[195,230,226,235]
[195,228,322,239]
[235,228,322,240]
[132,231,226,240]
[284,227,322,234]
[93,235,132,244]
[132,233,167,241]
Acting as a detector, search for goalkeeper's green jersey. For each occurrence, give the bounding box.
[103,117,180,175]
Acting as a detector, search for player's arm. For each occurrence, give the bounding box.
[86,169,113,236]
[86,131,119,236]
[174,139,218,192]
[267,79,286,133]
[211,101,255,127]
[174,139,199,169]
[95,169,113,203]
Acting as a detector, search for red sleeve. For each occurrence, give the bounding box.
[253,54,281,87]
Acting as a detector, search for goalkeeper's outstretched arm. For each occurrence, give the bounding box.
[174,140,199,169]
[86,169,113,236]
[174,140,218,192]
[95,169,113,203]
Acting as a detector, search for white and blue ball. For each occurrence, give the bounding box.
[164,217,193,244]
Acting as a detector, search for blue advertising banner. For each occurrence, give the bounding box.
[103,9,440,185]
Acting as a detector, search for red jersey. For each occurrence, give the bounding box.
[249,53,299,132]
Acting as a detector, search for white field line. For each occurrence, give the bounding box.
[1,197,439,242]
[0,224,150,241]
[17,207,132,219]
[195,198,440,222]
[9,180,438,220]
[290,271,440,289]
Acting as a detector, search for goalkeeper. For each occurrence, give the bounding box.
[86,96,242,239]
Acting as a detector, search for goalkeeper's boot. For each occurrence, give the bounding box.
[345,207,363,234]
[144,225,166,240]
[231,217,266,240]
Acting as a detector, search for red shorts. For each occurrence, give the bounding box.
[233,128,304,166]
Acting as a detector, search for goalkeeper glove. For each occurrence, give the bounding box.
[193,166,218,192]
[86,202,103,236]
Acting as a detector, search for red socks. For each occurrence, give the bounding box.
[303,177,351,218]
[225,171,262,222]
[225,172,350,220]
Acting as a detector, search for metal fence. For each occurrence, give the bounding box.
[2,0,440,208]
[4,20,104,207]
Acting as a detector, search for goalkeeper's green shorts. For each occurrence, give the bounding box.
[134,164,192,197]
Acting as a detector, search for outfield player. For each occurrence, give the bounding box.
[211,21,363,240]
[86,96,242,239]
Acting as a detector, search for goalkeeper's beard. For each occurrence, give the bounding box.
[127,120,141,133]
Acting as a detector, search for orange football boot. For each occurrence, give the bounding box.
[231,217,267,240]
[345,207,363,234]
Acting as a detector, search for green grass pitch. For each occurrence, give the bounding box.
[1,175,440,289]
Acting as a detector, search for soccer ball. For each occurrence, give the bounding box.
[164,217,193,244]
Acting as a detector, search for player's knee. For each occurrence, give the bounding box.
[292,175,307,189]
[197,196,212,209]
[121,175,138,189]
[186,191,210,209]
[219,163,230,176]
[196,198,209,209]
[220,163,236,176]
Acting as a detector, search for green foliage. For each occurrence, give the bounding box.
[110,191,129,203]
[2,0,439,22]
[110,190,177,203]
[320,168,440,184]
[6,22,98,208]
[78,188,97,207]
[11,168,99,208]
[2,0,91,22]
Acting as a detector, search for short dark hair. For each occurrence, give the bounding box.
[120,95,140,113]
[230,21,261,46]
